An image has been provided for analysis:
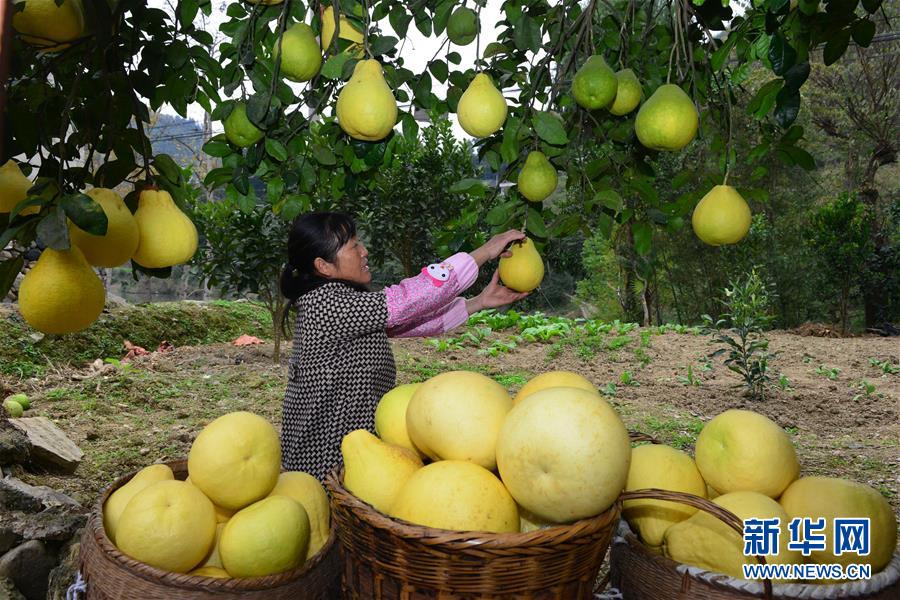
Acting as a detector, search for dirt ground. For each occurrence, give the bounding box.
[6,328,899,532]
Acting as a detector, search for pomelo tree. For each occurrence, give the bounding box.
[1,0,882,329]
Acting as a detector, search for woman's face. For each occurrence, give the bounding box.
[322,236,371,285]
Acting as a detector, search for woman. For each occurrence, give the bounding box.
[280,211,530,480]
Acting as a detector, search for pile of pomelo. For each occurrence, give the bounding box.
[344,368,897,584]
[342,369,632,533]
[623,409,897,582]
[102,412,329,579]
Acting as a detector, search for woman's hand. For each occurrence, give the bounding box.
[469,229,527,267]
[466,270,530,314]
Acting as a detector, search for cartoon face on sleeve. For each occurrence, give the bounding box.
[422,262,454,287]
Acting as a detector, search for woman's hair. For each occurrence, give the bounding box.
[281,211,362,302]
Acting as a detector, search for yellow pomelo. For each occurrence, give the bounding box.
[220,496,310,578]
[200,522,226,569]
[663,491,802,581]
[268,471,331,556]
[12,0,85,50]
[188,411,281,511]
[692,185,752,246]
[132,189,198,268]
[496,387,631,523]
[514,370,597,404]
[321,5,364,56]
[189,566,229,578]
[374,383,423,455]
[103,464,174,544]
[517,151,558,203]
[389,460,519,533]
[571,55,618,110]
[498,237,544,293]
[275,23,321,83]
[223,102,264,148]
[623,444,707,547]
[18,246,105,334]
[69,188,140,268]
[213,503,235,523]
[341,429,422,513]
[608,69,642,116]
[779,477,897,573]
[457,73,507,138]
[695,409,799,498]
[336,59,398,142]
[635,84,699,151]
[0,160,37,214]
[406,371,512,470]
[116,480,217,573]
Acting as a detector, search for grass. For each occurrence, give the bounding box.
[637,415,705,450]
[0,300,271,378]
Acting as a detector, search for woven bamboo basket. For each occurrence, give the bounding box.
[79,459,342,599]
[325,468,620,600]
[608,488,900,600]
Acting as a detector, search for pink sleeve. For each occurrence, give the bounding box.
[387,297,469,338]
[384,252,478,330]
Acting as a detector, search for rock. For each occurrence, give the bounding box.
[0,578,26,600]
[0,540,56,600]
[7,418,83,474]
[0,422,31,466]
[0,506,87,544]
[0,478,82,513]
[0,530,15,555]
[45,531,81,600]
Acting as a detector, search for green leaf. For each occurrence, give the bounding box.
[747,79,782,117]
[500,117,521,164]
[202,140,232,158]
[267,177,285,203]
[851,19,876,47]
[429,60,448,83]
[513,14,541,53]
[486,201,514,226]
[483,42,508,58]
[823,28,851,66]
[62,193,108,236]
[533,111,568,145]
[0,256,24,300]
[37,206,70,250]
[711,32,741,72]
[526,206,547,238]
[774,87,801,128]
[370,36,398,56]
[781,145,816,170]
[312,144,337,165]
[322,53,352,80]
[401,112,419,142]
[632,221,652,256]
[389,6,412,38]
[449,178,486,194]
[153,154,182,184]
[593,189,623,213]
[782,61,810,91]
[768,33,796,76]
[265,138,288,162]
[672,171,693,191]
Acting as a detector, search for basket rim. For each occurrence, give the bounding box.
[88,457,338,591]
[324,467,622,552]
